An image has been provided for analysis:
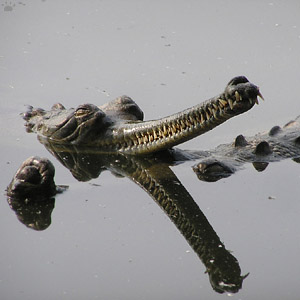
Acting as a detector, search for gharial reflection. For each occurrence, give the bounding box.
[7,113,300,293]
[6,138,249,294]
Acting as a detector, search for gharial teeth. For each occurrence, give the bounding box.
[228,99,234,110]
[163,125,168,135]
[219,99,228,107]
[235,91,241,102]
[258,91,264,101]
[205,111,210,120]
[172,123,177,132]
[200,113,205,123]
[218,101,224,109]
[212,108,217,118]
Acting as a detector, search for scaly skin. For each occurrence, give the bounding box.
[23,76,262,154]
[192,116,300,181]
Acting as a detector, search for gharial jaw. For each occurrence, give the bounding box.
[24,76,263,155]
[93,76,263,154]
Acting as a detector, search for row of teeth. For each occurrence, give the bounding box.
[135,168,193,231]
[134,167,178,213]
[115,92,262,150]
[138,170,200,239]
[135,166,217,250]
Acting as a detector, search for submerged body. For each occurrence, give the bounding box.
[23,76,262,154]
[192,117,300,181]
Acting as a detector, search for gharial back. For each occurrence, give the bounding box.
[193,116,300,182]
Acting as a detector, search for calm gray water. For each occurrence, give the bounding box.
[1,1,300,299]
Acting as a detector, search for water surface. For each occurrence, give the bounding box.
[1,1,300,299]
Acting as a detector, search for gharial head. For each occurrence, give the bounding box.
[23,96,144,145]
[24,103,112,143]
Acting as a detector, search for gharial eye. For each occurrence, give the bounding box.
[75,107,90,117]
[75,104,101,118]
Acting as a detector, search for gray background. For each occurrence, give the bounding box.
[1,1,300,299]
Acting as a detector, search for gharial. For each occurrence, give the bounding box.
[21,75,300,181]
[7,75,300,294]
[23,76,263,155]
[10,75,262,294]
